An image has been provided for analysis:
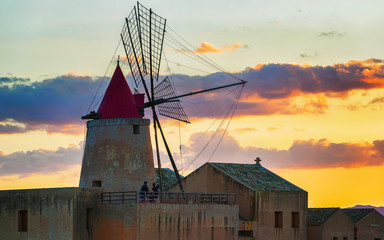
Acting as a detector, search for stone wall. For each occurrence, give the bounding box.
[93,203,239,240]
[355,210,384,240]
[254,191,307,240]
[0,188,99,240]
[79,118,155,192]
[169,164,308,240]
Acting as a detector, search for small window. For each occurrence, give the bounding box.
[275,211,283,228]
[291,212,299,228]
[343,237,348,240]
[86,208,93,230]
[92,180,101,187]
[18,210,28,232]
[133,125,140,135]
[374,238,381,240]
[333,237,338,240]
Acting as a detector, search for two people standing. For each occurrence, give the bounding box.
[140,181,160,202]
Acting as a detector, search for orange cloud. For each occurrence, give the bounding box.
[234,127,259,134]
[182,130,384,170]
[194,42,247,53]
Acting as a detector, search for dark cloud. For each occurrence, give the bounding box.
[318,31,345,39]
[179,131,384,170]
[0,75,106,134]
[368,96,384,105]
[300,52,318,59]
[0,124,26,134]
[0,77,30,85]
[0,145,82,177]
[2,59,384,134]
[363,58,384,64]
[172,60,383,100]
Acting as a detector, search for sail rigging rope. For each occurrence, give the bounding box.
[165,25,245,82]
[206,83,244,162]
[86,38,122,113]
[181,84,243,171]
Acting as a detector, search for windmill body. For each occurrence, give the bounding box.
[79,64,155,192]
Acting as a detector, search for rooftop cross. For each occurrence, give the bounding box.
[255,157,262,165]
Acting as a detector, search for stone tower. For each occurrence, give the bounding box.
[79,64,155,192]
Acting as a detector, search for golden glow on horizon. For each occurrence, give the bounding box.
[0,130,84,154]
[0,166,81,190]
[276,165,384,208]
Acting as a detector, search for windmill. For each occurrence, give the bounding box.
[83,2,246,192]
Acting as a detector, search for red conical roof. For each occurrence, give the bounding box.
[97,65,141,119]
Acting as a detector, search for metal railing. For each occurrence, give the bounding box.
[101,191,236,205]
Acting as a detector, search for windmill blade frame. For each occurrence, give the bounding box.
[121,2,166,87]
[154,77,190,123]
[121,2,185,192]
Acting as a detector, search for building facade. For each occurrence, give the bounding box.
[169,161,308,240]
[307,208,354,240]
[342,208,384,240]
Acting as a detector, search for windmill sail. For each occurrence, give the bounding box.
[121,2,166,87]
[154,77,190,123]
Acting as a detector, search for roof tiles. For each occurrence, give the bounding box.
[208,163,305,192]
[308,208,339,226]
[342,208,374,223]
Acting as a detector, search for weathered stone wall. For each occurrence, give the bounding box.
[0,187,101,240]
[79,118,155,192]
[356,210,384,240]
[93,203,239,240]
[169,164,308,240]
[72,188,102,240]
[254,191,307,240]
[169,164,254,220]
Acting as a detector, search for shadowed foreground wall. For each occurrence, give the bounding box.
[0,188,101,240]
[95,203,239,240]
[0,187,238,240]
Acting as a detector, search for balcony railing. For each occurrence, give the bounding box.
[101,191,236,205]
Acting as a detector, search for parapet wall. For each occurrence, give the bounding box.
[0,187,101,240]
[95,203,239,240]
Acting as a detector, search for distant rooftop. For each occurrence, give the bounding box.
[155,168,183,191]
[342,208,374,223]
[308,208,339,226]
[208,162,305,192]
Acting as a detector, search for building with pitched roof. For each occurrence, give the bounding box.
[342,208,384,240]
[307,208,354,240]
[169,160,308,240]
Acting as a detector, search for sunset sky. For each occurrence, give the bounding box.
[1,0,384,208]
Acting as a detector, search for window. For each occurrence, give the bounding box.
[333,237,338,240]
[92,180,101,187]
[291,212,299,228]
[18,210,28,232]
[275,211,283,228]
[343,237,348,240]
[86,208,93,230]
[374,238,381,240]
[133,125,140,135]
